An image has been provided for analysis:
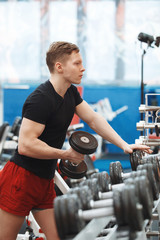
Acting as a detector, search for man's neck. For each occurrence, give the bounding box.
[49,75,71,98]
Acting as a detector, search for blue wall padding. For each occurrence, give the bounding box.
[93,159,131,173]
[82,86,142,153]
[3,86,36,126]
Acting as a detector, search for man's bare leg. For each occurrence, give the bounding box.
[0,209,25,240]
[32,208,60,240]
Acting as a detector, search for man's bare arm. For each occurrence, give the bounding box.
[75,101,152,154]
[18,117,84,163]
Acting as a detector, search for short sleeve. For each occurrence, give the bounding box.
[71,85,83,106]
[22,93,52,124]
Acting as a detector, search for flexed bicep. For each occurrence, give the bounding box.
[18,117,45,155]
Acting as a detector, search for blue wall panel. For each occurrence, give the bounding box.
[82,86,142,153]
[3,86,36,125]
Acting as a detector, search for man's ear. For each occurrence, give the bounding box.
[55,62,63,73]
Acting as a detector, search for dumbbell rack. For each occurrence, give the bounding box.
[16,166,160,240]
[0,124,10,156]
[0,123,18,169]
[136,93,160,146]
[63,197,160,240]
[69,216,116,240]
[145,197,160,240]
[54,159,160,240]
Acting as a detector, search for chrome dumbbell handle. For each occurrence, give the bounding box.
[98,183,124,199]
[90,198,113,209]
[78,206,114,221]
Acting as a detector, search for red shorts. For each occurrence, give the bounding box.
[0,161,56,216]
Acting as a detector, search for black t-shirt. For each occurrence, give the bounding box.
[10,80,83,179]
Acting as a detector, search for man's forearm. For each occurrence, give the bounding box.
[18,138,66,159]
[89,113,129,151]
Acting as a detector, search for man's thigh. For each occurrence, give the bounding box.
[32,208,60,240]
[0,209,25,240]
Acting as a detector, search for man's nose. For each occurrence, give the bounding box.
[81,66,85,72]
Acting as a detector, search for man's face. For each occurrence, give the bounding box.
[61,51,85,85]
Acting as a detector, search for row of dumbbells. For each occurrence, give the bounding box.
[54,150,160,239]
[54,171,153,239]
[67,150,160,202]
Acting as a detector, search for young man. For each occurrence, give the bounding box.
[0,41,152,240]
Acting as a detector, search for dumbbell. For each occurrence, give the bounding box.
[155,124,160,137]
[59,131,98,179]
[129,150,160,172]
[129,149,144,170]
[0,122,10,157]
[79,172,153,220]
[109,161,159,200]
[66,168,99,188]
[67,173,153,220]
[137,163,160,198]
[123,176,153,220]
[0,120,21,162]
[141,156,160,190]
[68,169,110,190]
[137,152,160,175]
[0,122,9,141]
[134,156,160,193]
[10,116,21,138]
[74,171,111,193]
[81,170,154,221]
[54,184,144,239]
[67,185,113,210]
[79,173,112,200]
[0,117,21,143]
[90,171,111,191]
[79,169,150,199]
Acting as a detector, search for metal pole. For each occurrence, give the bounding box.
[140,49,146,136]
[141,49,146,115]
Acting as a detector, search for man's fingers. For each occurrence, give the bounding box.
[143,149,153,154]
